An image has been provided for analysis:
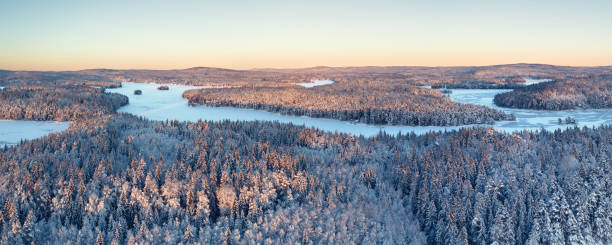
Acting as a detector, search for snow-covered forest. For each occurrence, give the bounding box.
[183,81,515,126]
[0,114,610,244]
[0,86,127,121]
[494,75,612,110]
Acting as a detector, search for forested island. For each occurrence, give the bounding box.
[0,114,610,244]
[494,76,612,110]
[183,81,515,126]
[0,86,127,121]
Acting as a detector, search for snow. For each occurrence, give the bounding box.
[0,120,70,147]
[107,82,612,137]
[296,80,335,88]
[524,78,552,85]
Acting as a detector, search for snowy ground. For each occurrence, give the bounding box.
[296,80,335,88]
[0,120,70,147]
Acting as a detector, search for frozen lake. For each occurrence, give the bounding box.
[107,81,612,137]
[0,120,70,147]
[296,79,335,88]
[108,83,473,137]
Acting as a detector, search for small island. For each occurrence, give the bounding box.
[440,88,452,95]
[134,89,142,95]
[157,85,169,90]
[558,116,577,125]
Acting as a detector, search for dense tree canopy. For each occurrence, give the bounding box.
[0,114,610,244]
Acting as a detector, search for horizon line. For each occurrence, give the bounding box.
[2,63,612,73]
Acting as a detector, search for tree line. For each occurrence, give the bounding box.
[431,77,527,89]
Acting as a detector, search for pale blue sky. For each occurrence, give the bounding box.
[1,0,611,70]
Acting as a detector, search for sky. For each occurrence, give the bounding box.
[1,0,611,70]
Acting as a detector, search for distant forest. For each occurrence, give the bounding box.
[431,77,528,89]
[0,86,127,121]
[494,76,612,110]
[0,114,610,244]
[183,80,515,126]
[2,64,611,87]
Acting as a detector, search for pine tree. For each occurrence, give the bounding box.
[489,205,515,245]
[97,231,104,245]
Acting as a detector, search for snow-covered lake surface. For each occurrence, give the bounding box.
[0,120,70,147]
[106,81,612,137]
[448,89,612,132]
[296,79,335,88]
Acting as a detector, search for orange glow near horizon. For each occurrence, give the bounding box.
[1,1,611,71]
[3,47,611,71]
